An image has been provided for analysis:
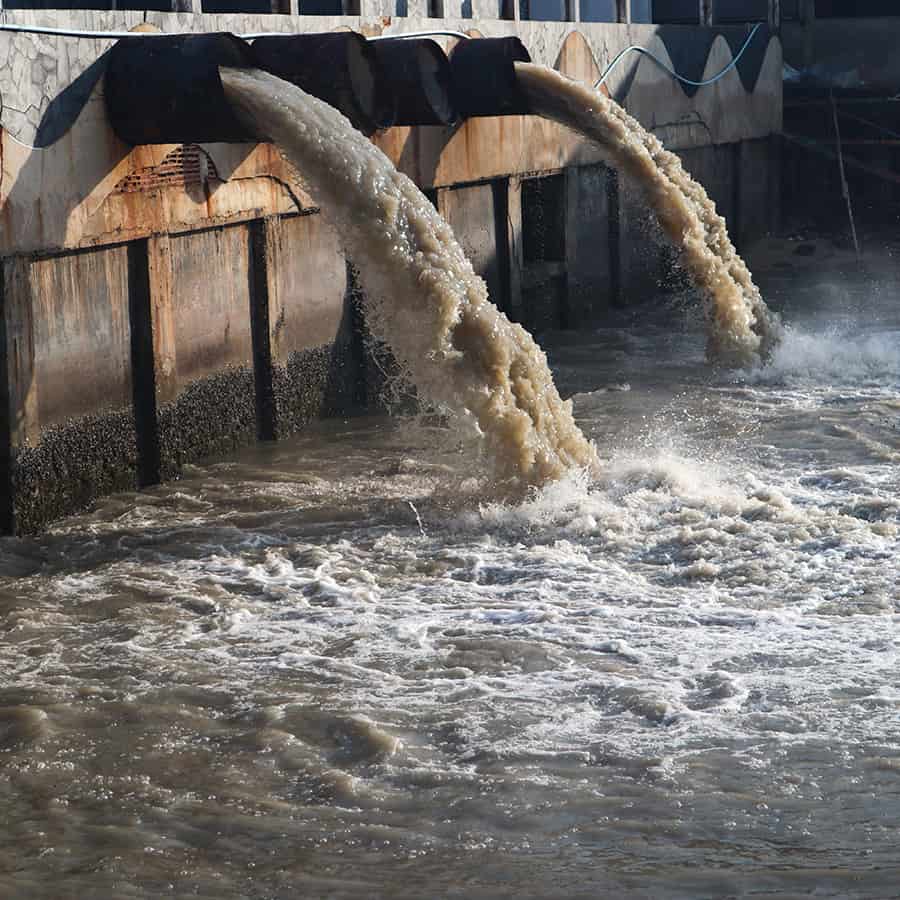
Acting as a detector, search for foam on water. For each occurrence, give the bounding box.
[2,356,899,893]
[742,322,900,387]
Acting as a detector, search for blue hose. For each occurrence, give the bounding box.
[595,23,763,90]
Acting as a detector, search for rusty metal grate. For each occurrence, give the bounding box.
[115,145,218,194]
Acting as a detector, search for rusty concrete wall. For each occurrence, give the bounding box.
[0,12,783,258]
[0,13,783,532]
[265,213,358,436]
[154,225,257,473]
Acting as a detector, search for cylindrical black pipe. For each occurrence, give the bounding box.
[105,33,257,145]
[250,33,395,135]
[449,37,532,118]
[370,38,459,127]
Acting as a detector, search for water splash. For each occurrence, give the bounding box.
[221,67,599,488]
[514,62,782,366]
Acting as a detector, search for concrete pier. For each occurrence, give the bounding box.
[0,9,782,532]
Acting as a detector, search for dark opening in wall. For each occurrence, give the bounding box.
[714,0,769,21]
[1,0,170,8]
[580,0,616,22]
[500,0,516,19]
[632,0,653,22]
[522,174,566,264]
[427,0,444,15]
[520,0,571,21]
[202,0,275,11]
[272,0,358,12]
[651,0,699,24]
[816,0,900,15]
[396,0,408,15]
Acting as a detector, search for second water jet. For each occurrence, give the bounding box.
[513,61,782,366]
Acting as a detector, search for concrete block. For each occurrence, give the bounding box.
[156,224,258,473]
[519,172,569,331]
[618,171,670,303]
[0,247,137,534]
[507,177,526,322]
[678,144,738,228]
[438,182,503,306]
[264,213,361,435]
[737,137,775,247]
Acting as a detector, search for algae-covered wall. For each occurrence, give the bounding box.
[0,9,783,532]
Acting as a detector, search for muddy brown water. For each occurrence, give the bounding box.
[2,245,899,898]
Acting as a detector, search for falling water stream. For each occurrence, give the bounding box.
[1,67,897,900]
[514,62,782,365]
[221,67,599,489]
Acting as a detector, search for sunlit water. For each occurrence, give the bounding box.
[2,256,899,898]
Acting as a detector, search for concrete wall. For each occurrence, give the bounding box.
[266,213,358,436]
[439,183,503,307]
[1,246,136,533]
[0,12,783,532]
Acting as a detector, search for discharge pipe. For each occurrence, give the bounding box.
[250,32,395,135]
[449,36,532,118]
[104,31,540,147]
[370,37,459,127]
[105,33,258,145]
[105,31,394,145]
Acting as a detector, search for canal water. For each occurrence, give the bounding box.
[2,247,899,898]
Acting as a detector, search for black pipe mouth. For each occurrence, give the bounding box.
[250,33,395,135]
[105,33,258,146]
[371,38,459,127]
[449,36,532,119]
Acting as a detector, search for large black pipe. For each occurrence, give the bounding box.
[250,33,394,135]
[449,37,532,118]
[105,33,257,145]
[370,38,459,127]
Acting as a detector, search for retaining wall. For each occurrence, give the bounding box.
[0,10,783,532]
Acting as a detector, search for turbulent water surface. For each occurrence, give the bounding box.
[2,250,899,898]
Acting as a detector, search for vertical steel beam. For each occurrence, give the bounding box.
[0,257,35,535]
[248,219,278,442]
[0,259,13,535]
[127,240,162,489]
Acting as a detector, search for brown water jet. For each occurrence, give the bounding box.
[514,62,782,366]
[220,67,600,490]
